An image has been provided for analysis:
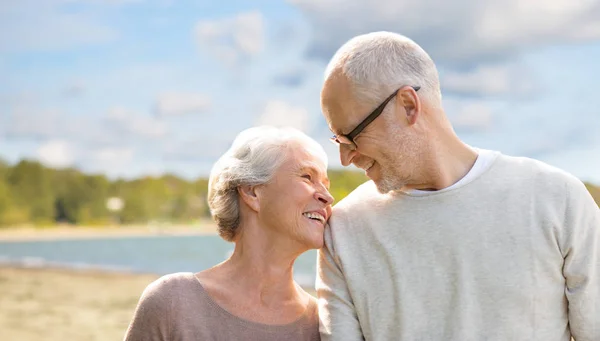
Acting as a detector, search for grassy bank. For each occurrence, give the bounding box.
[0,266,159,341]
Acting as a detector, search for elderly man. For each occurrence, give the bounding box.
[316,31,599,341]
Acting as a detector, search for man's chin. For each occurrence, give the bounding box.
[373,180,391,194]
[374,178,403,194]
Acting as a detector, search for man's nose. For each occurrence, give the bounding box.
[339,144,357,166]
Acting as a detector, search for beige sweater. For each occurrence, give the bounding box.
[124,272,320,341]
[317,153,600,341]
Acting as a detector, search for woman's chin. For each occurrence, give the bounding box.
[303,230,324,250]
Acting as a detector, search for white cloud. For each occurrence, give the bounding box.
[444,99,495,132]
[441,63,537,97]
[62,0,142,4]
[6,108,63,140]
[3,103,124,148]
[92,147,134,164]
[155,92,211,116]
[194,11,265,66]
[107,107,167,138]
[161,137,235,162]
[0,1,118,52]
[290,0,600,66]
[256,100,311,132]
[233,12,264,55]
[272,66,308,87]
[37,140,76,168]
[75,146,139,179]
[62,81,86,98]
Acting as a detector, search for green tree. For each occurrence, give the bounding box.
[6,160,54,224]
[51,170,111,225]
[0,157,595,228]
[328,170,368,203]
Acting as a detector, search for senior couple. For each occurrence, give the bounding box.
[124,32,600,341]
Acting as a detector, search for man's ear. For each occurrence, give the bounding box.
[397,86,420,125]
[238,184,261,212]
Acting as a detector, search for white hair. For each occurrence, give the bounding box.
[207,125,328,241]
[325,31,442,108]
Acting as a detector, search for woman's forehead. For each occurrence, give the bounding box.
[281,146,327,173]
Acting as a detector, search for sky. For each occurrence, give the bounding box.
[1,0,599,184]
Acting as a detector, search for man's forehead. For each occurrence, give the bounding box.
[321,75,364,134]
[324,100,367,136]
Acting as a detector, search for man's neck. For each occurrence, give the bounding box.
[406,137,478,192]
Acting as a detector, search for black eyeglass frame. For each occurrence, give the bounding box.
[330,85,420,149]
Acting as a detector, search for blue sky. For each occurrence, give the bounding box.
[1,0,599,184]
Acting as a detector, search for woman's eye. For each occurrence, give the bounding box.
[301,174,312,180]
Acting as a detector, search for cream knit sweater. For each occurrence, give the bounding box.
[317,153,599,341]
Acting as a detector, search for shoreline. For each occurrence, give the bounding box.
[0,223,218,242]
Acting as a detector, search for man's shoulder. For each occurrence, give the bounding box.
[327,180,393,234]
[495,153,580,184]
[333,180,381,212]
[491,153,587,199]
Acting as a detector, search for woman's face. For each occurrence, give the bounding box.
[257,144,334,250]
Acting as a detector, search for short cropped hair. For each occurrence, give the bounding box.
[325,31,442,108]
[207,126,328,241]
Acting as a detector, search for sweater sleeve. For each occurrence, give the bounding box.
[561,179,600,341]
[123,277,172,341]
[316,223,365,341]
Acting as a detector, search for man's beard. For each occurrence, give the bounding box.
[372,143,420,194]
[373,163,408,194]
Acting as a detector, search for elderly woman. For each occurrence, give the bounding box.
[124,126,334,341]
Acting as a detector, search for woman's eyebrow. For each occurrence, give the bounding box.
[299,165,330,188]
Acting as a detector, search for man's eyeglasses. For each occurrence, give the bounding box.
[330,86,420,150]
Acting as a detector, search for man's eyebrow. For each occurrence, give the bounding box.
[330,125,346,136]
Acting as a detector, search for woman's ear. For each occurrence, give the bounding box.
[238,184,261,212]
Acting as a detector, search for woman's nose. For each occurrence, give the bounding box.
[315,189,334,206]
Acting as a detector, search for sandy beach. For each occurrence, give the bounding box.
[0,267,317,341]
[0,224,317,341]
[0,222,218,242]
[0,266,160,341]
[0,223,209,340]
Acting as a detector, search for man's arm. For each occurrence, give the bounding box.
[562,180,600,341]
[316,224,365,341]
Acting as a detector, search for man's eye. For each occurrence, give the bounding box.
[301,174,312,180]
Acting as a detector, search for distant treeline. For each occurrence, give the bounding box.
[0,159,369,227]
[1,159,598,227]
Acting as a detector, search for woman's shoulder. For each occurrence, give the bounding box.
[139,272,199,303]
[145,272,197,290]
[124,273,207,340]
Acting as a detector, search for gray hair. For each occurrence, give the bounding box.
[325,31,442,109]
[207,125,328,242]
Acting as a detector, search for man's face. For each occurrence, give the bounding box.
[321,71,420,193]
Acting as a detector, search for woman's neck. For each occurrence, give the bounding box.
[210,224,308,307]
